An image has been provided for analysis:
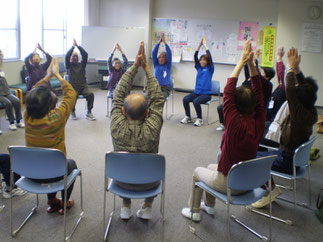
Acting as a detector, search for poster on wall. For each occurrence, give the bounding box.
[261,26,276,68]
[301,23,323,53]
[238,22,258,49]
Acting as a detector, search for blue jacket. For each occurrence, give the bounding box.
[194,50,214,95]
[152,43,172,87]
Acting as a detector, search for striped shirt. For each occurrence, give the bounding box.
[111,66,164,153]
[25,78,77,156]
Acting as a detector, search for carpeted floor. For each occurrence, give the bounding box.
[0,86,323,242]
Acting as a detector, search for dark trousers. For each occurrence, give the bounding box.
[32,159,77,201]
[257,149,295,175]
[217,103,224,124]
[183,93,211,119]
[0,154,20,187]
[74,87,94,113]
[0,94,22,124]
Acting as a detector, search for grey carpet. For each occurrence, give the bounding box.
[0,86,323,242]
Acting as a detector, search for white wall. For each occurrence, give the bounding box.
[276,0,323,106]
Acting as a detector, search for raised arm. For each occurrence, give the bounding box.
[65,46,74,70]
[152,43,159,67]
[77,46,88,69]
[223,40,253,123]
[165,43,172,69]
[24,53,33,72]
[140,42,164,133]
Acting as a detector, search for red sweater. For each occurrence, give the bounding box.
[217,75,265,175]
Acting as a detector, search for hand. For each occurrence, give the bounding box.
[140,42,149,72]
[52,57,60,77]
[240,40,253,64]
[134,42,144,69]
[73,39,78,47]
[287,47,301,69]
[277,46,285,61]
[117,43,123,53]
[113,43,118,53]
[161,33,166,43]
[202,36,206,46]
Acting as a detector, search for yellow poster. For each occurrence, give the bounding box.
[261,27,276,67]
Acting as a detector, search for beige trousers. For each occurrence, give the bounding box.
[189,164,245,213]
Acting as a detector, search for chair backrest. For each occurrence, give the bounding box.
[211,80,220,96]
[8,146,67,179]
[294,136,317,167]
[105,152,165,184]
[228,155,277,191]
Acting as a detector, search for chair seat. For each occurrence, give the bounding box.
[271,166,306,180]
[16,169,81,194]
[107,179,162,199]
[196,181,267,206]
[50,79,62,88]
[205,98,218,105]
[9,84,27,94]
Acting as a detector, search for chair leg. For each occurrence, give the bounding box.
[227,192,231,242]
[104,194,115,241]
[246,206,293,225]
[106,97,110,117]
[308,166,312,207]
[0,174,5,211]
[207,105,210,125]
[165,99,168,120]
[11,193,38,237]
[65,173,84,241]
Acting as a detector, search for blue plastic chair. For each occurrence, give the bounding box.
[253,136,318,225]
[191,155,277,241]
[8,146,84,241]
[103,152,166,241]
[165,78,174,120]
[202,80,221,124]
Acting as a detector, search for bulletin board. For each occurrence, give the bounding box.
[152,18,275,66]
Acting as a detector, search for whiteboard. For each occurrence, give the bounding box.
[152,18,273,65]
[82,26,145,61]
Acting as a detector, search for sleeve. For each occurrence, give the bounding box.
[77,46,88,69]
[122,53,128,68]
[194,51,200,70]
[24,53,33,72]
[41,53,52,71]
[285,72,306,121]
[152,43,159,67]
[251,74,265,141]
[276,61,285,88]
[144,70,165,135]
[165,44,172,70]
[107,53,114,73]
[56,80,77,123]
[223,77,240,126]
[65,46,74,70]
[206,50,214,75]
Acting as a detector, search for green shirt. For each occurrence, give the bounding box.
[111,66,164,153]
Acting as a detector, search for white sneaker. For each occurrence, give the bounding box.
[136,206,152,220]
[2,187,27,199]
[0,181,5,194]
[200,201,215,215]
[0,130,2,135]
[194,119,203,127]
[216,124,224,131]
[16,120,25,128]
[9,124,17,131]
[180,116,192,124]
[70,111,77,120]
[120,206,132,219]
[181,207,201,222]
[86,113,96,121]
[251,187,282,208]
